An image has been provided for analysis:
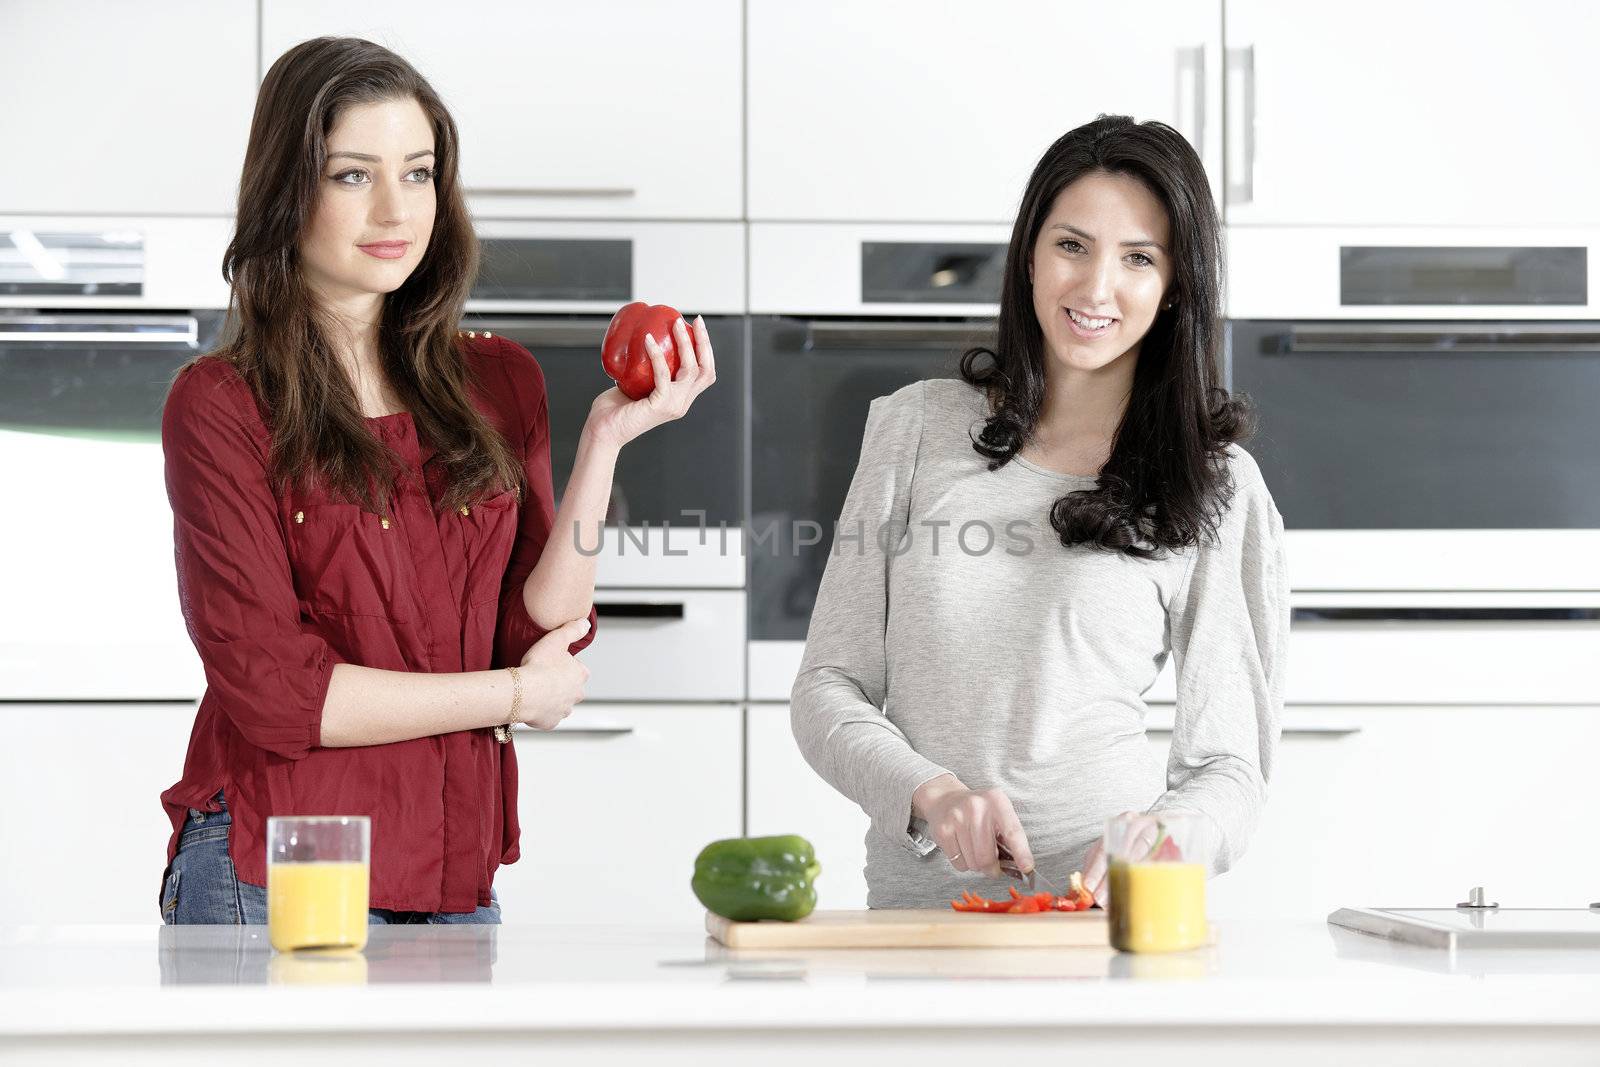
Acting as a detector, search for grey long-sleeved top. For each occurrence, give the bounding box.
[790,378,1288,908]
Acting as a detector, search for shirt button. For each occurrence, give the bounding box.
[380,517,392,530]
[294,510,304,524]
[458,505,470,516]
[483,331,493,339]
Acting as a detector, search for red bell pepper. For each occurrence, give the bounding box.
[601,301,685,400]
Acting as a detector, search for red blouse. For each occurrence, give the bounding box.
[158,334,597,913]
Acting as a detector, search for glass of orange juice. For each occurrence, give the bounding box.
[1106,811,1212,954]
[267,815,370,953]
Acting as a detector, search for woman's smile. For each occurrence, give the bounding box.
[1063,306,1119,339]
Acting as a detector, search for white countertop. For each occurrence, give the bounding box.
[3,918,1600,1038]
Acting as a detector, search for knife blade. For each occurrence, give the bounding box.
[997,842,1064,896]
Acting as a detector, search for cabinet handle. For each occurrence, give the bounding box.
[595,602,685,620]
[513,725,635,738]
[0,314,198,346]
[1292,607,1600,624]
[1175,45,1206,151]
[1145,723,1362,737]
[460,320,610,347]
[807,321,998,348]
[1283,323,1600,354]
[1225,45,1256,206]
[466,186,636,199]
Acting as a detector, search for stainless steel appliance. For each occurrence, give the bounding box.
[0,308,225,699]
[745,222,1010,698]
[1330,888,1600,950]
[1223,234,1600,706]
[463,222,747,701]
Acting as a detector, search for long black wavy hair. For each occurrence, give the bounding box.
[959,115,1253,558]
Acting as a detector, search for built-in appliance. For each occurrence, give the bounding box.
[1330,888,1600,950]
[1224,229,1600,706]
[746,222,1009,698]
[461,221,748,701]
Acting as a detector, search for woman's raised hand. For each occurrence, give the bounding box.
[585,315,716,450]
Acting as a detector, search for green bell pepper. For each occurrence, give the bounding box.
[691,835,821,922]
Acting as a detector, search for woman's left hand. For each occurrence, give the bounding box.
[585,314,716,450]
[1079,810,1162,908]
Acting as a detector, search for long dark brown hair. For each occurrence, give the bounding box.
[194,36,520,515]
[959,115,1253,558]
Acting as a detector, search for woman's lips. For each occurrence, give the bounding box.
[1063,307,1117,340]
[358,241,410,260]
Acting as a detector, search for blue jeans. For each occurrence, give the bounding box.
[161,792,501,925]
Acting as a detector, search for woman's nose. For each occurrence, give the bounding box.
[1080,255,1116,306]
[372,180,410,225]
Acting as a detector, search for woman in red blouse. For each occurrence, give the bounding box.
[158,37,715,922]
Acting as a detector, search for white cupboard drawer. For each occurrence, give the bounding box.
[0,1,256,215]
[748,1,1222,222]
[495,704,741,923]
[1224,0,1600,226]
[584,590,744,701]
[262,0,742,220]
[0,703,198,924]
[745,703,869,910]
[1148,706,1600,920]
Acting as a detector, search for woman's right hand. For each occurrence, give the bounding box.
[516,618,592,730]
[912,773,1034,879]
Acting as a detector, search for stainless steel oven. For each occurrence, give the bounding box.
[0,310,226,699]
[1222,232,1600,705]
[745,223,1010,698]
[465,222,747,701]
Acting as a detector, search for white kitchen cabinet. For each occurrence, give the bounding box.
[745,703,870,909]
[262,0,743,220]
[1224,0,1600,226]
[748,1,1223,222]
[496,704,742,923]
[0,1,257,216]
[0,704,199,924]
[1146,705,1600,921]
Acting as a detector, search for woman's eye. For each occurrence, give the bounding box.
[333,170,368,185]
[406,166,435,182]
[1128,252,1154,267]
[1057,239,1085,253]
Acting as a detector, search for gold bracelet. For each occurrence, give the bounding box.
[493,665,522,744]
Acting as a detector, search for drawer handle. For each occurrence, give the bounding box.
[466,186,636,199]
[514,725,635,738]
[1292,607,1600,624]
[1145,723,1362,738]
[596,602,685,620]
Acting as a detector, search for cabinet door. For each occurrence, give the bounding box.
[262,0,742,219]
[749,2,1223,222]
[1225,0,1600,225]
[745,703,870,909]
[0,1,257,215]
[1146,706,1600,920]
[0,704,198,924]
[496,704,742,923]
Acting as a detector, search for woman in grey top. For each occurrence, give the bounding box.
[791,116,1289,909]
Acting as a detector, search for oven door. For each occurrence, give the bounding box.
[1230,320,1600,592]
[460,314,744,591]
[0,312,225,699]
[748,316,988,695]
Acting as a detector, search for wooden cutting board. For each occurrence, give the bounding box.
[708,908,1139,949]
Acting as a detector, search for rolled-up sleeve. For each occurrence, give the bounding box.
[1151,448,1289,876]
[162,364,342,760]
[791,381,949,855]
[490,338,597,669]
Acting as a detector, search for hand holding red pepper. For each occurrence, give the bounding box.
[587,304,717,450]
